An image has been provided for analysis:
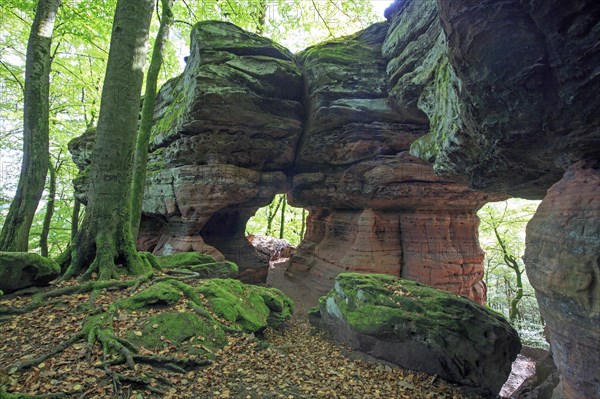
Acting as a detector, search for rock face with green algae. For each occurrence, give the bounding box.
[0,252,61,294]
[312,273,521,398]
[134,20,303,283]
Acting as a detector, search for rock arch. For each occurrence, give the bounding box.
[69,1,600,395]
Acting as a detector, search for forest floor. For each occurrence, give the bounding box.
[0,270,474,399]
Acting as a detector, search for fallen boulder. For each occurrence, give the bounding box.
[310,273,521,398]
[0,252,61,294]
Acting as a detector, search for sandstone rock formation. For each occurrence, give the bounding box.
[310,273,521,398]
[384,0,600,397]
[68,4,600,395]
[136,21,304,283]
[286,20,501,304]
[129,19,498,301]
[524,162,599,398]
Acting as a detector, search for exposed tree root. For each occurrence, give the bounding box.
[8,332,85,372]
[0,280,139,317]
[5,298,212,396]
[0,390,65,399]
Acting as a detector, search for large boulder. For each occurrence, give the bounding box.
[311,273,521,398]
[0,252,61,294]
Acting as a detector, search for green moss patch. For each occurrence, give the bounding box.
[157,252,217,269]
[128,312,226,356]
[197,279,293,333]
[119,282,182,310]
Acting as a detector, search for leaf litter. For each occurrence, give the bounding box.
[0,276,474,398]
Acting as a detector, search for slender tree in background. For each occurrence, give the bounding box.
[131,0,175,240]
[279,195,287,240]
[300,208,306,239]
[62,0,154,280]
[493,225,524,322]
[0,0,61,252]
[39,152,63,256]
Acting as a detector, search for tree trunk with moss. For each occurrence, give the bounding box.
[0,0,61,252]
[70,198,80,241]
[62,0,154,281]
[131,0,174,240]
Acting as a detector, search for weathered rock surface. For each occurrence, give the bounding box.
[524,162,600,399]
[404,0,600,198]
[0,252,61,294]
[311,273,521,397]
[67,6,600,394]
[70,19,500,300]
[140,21,303,283]
[247,235,294,262]
[288,18,501,303]
[382,0,600,396]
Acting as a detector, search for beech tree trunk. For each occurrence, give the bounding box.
[62,0,154,281]
[130,0,174,240]
[0,0,61,252]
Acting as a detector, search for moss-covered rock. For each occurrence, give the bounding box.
[156,253,238,278]
[183,261,238,279]
[313,273,521,398]
[197,279,293,333]
[157,252,217,269]
[118,282,182,310]
[128,312,226,356]
[0,252,61,294]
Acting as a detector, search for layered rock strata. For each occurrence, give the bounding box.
[524,162,599,399]
[287,18,498,304]
[383,0,600,397]
[67,5,600,394]
[138,21,304,282]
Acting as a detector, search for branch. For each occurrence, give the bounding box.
[311,0,334,37]
[0,59,24,92]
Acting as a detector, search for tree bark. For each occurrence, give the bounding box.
[70,198,80,241]
[131,0,174,240]
[40,157,59,257]
[0,0,61,252]
[62,0,154,281]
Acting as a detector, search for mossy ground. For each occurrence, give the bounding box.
[0,265,294,397]
[156,252,217,268]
